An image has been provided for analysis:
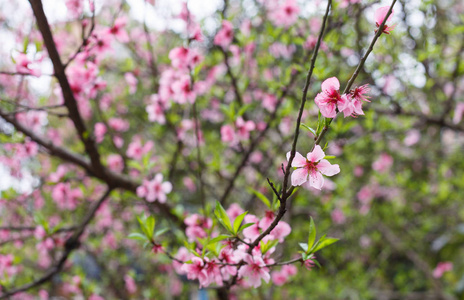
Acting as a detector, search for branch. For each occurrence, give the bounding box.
[0,188,113,299]
[314,0,397,146]
[28,0,105,177]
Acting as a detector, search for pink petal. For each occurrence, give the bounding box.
[162,182,173,193]
[287,151,307,167]
[321,77,340,92]
[307,145,325,162]
[291,168,308,186]
[309,171,324,190]
[317,159,340,176]
[375,6,393,25]
[319,103,337,118]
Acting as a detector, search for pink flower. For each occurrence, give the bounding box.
[172,75,196,104]
[107,154,124,172]
[339,0,361,8]
[303,257,315,270]
[286,145,340,189]
[15,53,41,77]
[66,0,83,18]
[126,138,153,160]
[238,254,270,288]
[124,275,137,294]
[182,257,209,287]
[219,248,238,277]
[282,265,297,276]
[136,174,173,203]
[453,102,464,124]
[236,117,255,141]
[342,84,371,117]
[184,214,212,242]
[52,183,83,210]
[271,270,288,286]
[372,153,393,173]
[375,6,395,34]
[124,72,138,94]
[314,77,350,118]
[108,118,130,132]
[270,0,300,28]
[94,122,106,143]
[108,17,130,43]
[214,21,234,49]
[226,203,245,221]
[331,208,346,224]
[269,220,291,242]
[433,262,453,278]
[221,124,236,144]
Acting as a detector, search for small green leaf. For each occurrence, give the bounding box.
[261,239,279,254]
[128,233,148,241]
[324,155,336,160]
[238,222,255,233]
[312,237,339,253]
[214,201,232,232]
[307,217,316,251]
[146,216,156,238]
[23,37,29,53]
[248,188,271,209]
[154,228,169,237]
[300,123,317,136]
[207,235,230,245]
[233,212,248,234]
[299,242,309,252]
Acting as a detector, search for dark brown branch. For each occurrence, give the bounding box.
[28,0,105,177]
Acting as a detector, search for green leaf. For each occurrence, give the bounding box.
[23,37,29,53]
[248,188,271,209]
[300,123,317,136]
[146,216,156,238]
[324,155,336,160]
[214,201,232,232]
[207,235,230,245]
[237,104,252,116]
[312,237,339,253]
[238,222,255,233]
[299,242,309,252]
[307,217,317,251]
[128,233,148,241]
[233,212,248,234]
[261,239,279,254]
[154,228,169,237]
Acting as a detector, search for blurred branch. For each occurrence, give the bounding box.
[0,188,113,299]
[376,223,451,300]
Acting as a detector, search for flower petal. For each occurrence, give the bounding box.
[291,168,309,186]
[317,159,340,176]
[307,145,325,162]
[309,171,324,190]
[321,77,340,92]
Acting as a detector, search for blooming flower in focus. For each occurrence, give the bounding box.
[287,145,340,189]
[136,174,173,203]
[375,6,395,34]
[314,77,350,118]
